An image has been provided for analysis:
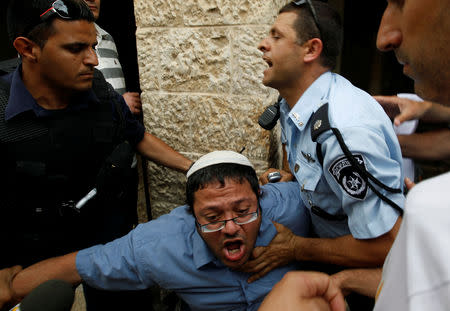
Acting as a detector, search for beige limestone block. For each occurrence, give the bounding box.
[231,26,271,95]
[134,0,184,27]
[134,0,288,28]
[183,0,278,26]
[145,163,187,218]
[159,28,231,93]
[187,94,271,158]
[136,28,164,91]
[141,92,194,152]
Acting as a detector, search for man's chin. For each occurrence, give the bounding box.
[262,76,272,87]
[224,258,247,270]
[74,82,93,92]
[222,251,250,270]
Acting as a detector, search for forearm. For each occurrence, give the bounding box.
[11,252,81,300]
[422,102,450,123]
[331,268,382,298]
[292,218,400,267]
[398,129,450,160]
[293,236,386,267]
[137,132,193,173]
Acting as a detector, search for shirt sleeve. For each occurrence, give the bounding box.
[319,126,404,238]
[260,182,310,237]
[76,227,156,290]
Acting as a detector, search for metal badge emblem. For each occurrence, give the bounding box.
[313,119,322,130]
[301,151,315,163]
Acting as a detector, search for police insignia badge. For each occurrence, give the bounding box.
[328,154,368,200]
[313,119,322,130]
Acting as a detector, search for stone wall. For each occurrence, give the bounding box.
[134,0,289,218]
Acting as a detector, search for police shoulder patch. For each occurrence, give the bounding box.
[328,154,368,200]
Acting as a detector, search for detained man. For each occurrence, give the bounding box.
[3,151,310,311]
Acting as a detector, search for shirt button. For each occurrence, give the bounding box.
[298,122,303,127]
[294,163,300,172]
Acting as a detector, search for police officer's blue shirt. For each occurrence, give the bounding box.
[76,182,310,311]
[2,66,144,146]
[280,72,404,239]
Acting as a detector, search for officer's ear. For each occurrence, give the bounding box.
[13,37,41,63]
[303,38,323,64]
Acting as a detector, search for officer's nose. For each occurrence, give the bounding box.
[258,37,270,53]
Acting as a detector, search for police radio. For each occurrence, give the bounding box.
[258,96,282,130]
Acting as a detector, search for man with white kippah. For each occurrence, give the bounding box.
[5,150,311,311]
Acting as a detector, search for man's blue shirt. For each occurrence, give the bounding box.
[76,182,310,311]
[280,72,404,239]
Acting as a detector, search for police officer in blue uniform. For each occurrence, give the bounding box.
[243,2,404,308]
[1,0,192,309]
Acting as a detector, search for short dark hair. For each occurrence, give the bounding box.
[280,1,343,69]
[186,163,260,213]
[7,0,94,48]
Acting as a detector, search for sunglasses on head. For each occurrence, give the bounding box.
[292,0,322,39]
[23,0,88,37]
[40,0,73,21]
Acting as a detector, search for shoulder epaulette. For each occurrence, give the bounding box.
[309,101,404,216]
[310,103,331,142]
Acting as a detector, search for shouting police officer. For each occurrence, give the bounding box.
[243,2,404,308]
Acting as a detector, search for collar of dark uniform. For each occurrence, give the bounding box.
[5,65,100,120]
[285,71,333,132]
[192,207,277,270]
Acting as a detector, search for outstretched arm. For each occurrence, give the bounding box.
[241,218,400,283]
[136,132,193,173]
[0,266,22,310]
[11,252,81,301]
[331,268,382,298]
[374,95,450,125]
[397,129,450,160]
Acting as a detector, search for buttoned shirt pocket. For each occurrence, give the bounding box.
[293,155,322,206]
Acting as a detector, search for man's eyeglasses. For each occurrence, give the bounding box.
[40,0,73,21]
[196,208,259,233]
[292,0,322,39]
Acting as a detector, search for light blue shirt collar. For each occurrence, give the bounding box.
[282,71,333,132]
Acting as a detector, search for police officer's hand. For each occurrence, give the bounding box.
[240,222,297,283]
[0,265,22,310]
[259,168,294,185]
[123,92,142,116]
[259,271,346,311]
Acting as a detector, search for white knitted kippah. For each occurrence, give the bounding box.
[186,150,254,178]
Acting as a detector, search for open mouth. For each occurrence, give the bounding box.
[223,240,245,261]
[263,57,273,67]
